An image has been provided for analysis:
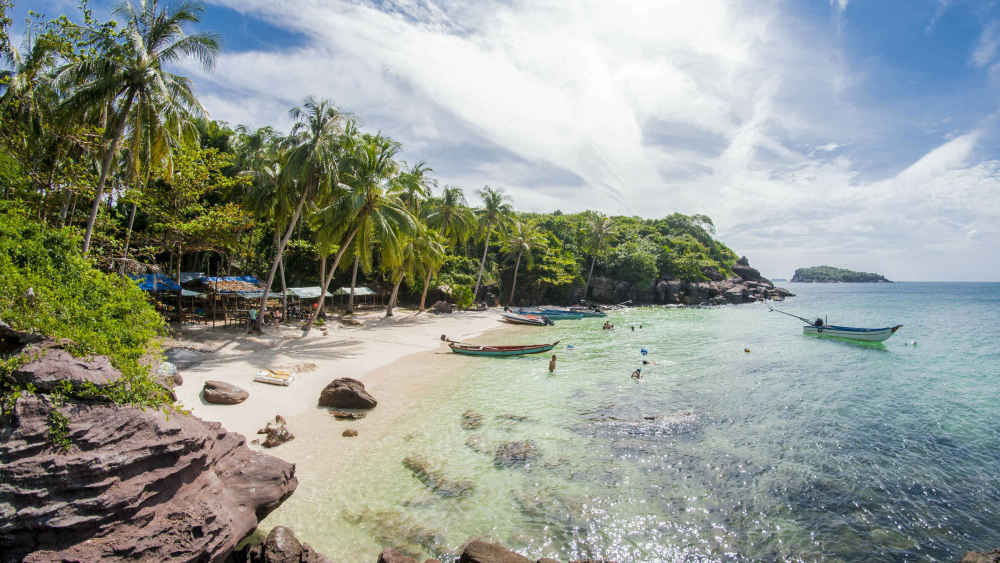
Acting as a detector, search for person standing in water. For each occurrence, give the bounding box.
[549,354,557,373]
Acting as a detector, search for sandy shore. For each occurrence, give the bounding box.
[170,307,508,453]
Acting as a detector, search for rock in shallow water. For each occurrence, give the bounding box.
[962,548,1000,563]
[203,379,249,404]
[402,455,475,498]
[457,539,532,563]
[318,377,377,409]
[235,525,330,563]
[493,440,540,469]
[257,415,295,448]
[461,409,483,430]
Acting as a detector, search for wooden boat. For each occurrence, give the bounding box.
[449,340,560,357]
[771,307,902,342]
[803,324,903,342]
[514,308,584,320]
[501,312,552,326]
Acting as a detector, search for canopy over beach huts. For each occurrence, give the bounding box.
[129,273,181,292]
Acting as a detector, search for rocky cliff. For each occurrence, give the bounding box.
[0,324,298,562]
[581,256,792,305]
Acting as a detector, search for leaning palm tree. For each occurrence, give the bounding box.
[471,185,512,303]
[501,220,545,306]
[256,97,344,329]
[425,185,475,249]
[582,212,613,301]
[414,228,447,312]
[303,131,414,332]
[57,0,219,254]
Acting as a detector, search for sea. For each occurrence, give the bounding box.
[269,282,1000,562]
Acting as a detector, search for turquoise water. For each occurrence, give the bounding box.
[277,283,1000,561]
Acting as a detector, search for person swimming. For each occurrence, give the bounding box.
[549,354,557,373]
[631,368,642,380]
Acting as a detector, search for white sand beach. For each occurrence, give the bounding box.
[171,308,507,457]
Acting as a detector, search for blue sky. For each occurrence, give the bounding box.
[13,0,1000,280]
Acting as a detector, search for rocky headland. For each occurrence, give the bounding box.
[791,265,892,283]
[581,256,793,305]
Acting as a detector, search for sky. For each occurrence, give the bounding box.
[16,0,1000,280]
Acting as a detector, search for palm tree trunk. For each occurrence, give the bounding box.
[419,269,433,311]
[83,91,136,255]
[385,271,404,317]
[121,201,138,273]
[275,230,288,323]
[176,243,184,323]
[347,254,359,313]
[508,251,522,306]
[303,225,361,333]
[584,255,596,301]
[59,189,72,225]
[472,227,492,302]
[257,189,308,330]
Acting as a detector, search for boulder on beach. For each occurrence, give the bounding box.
[432,300,453,314]
[342,428,358,437]
[203,380,249,404]
[163,346,209,369]
[12,340,120,393]
[493,440,540,469]
[235,525,330,563]
[257,415,294,448]
[318,377,377,409]
[330,410,367,420]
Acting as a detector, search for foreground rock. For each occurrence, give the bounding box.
[0,333,298,561]
[203,379,249,404]
[235,526,330,563]
[377,547,441,563]
[318,377,378,409]
[12,339,120,393]
[962,548,1000,563]
[257,415,295,448]
[458,539,532,563]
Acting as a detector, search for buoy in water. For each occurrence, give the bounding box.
[566,344,576,349]
[640,347,648,356]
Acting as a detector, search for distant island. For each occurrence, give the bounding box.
[791,265,892,283]
[771,278,788,282]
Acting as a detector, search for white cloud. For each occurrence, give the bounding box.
[830,0,849,15]
[973,21,1000,67]
[182,0,1000,280]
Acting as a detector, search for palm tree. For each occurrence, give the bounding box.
[472,186,512,303]
[415,228,447,311]
[303,131,414,332]
[582,212,613,301]
[425,185,475,249]
[501,220,544,306]
[57,0,219,254]
[258,97,344,329]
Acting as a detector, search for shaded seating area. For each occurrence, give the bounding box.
[332,286,382,309]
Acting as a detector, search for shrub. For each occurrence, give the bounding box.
[0,205,168,409]
[451,285,474,310]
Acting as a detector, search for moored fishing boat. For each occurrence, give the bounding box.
[448,340,560,357]
[803,324,902,342]
[500,312,553,326]
[770,307,902,342]
[514,307,584,320]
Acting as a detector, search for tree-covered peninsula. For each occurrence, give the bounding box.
[791,265,892,283]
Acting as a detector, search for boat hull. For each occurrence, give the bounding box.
[803,324,902,342]
[514,308,584,320]
[500,312,550,326]
[449,341,559,357]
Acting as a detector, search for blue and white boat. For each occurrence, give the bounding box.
[771,307,902,342]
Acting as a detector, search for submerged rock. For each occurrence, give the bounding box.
[318,377,377,409]
[343,508,446,559]
[961,548,1000,563]
[464,434,490,454]
[257,415,295,448]
[493,440,540,468]
[343,428,359,437]
[461,409,484,430]
[235,525,330,563]
[402,455,475,498]
[203,379,249,404]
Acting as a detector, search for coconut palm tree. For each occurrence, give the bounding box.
[582,211,613,301]
[472,185,511,303]
[425,185,475,249]
[257,97,344,329]
[303,131,414,332]
[57,0,219,254]
[501,220,545,306]
[415,227,448,311]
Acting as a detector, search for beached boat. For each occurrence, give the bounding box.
[449,340,560,357]
[803,324,903,342]
[500,312,552,326]
[514,307,584,320]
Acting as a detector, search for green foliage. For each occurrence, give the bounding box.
[451,285,474,310]
[0,206,167,409]
[791,265,889,283]
[607,239,659,286]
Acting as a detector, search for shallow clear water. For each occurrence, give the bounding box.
[271,283,1000,562]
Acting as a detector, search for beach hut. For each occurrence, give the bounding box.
[129,273,181,292]
[284,287,335,319]
[333,286,380,308]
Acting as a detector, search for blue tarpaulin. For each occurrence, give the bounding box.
[129,274,181,292]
